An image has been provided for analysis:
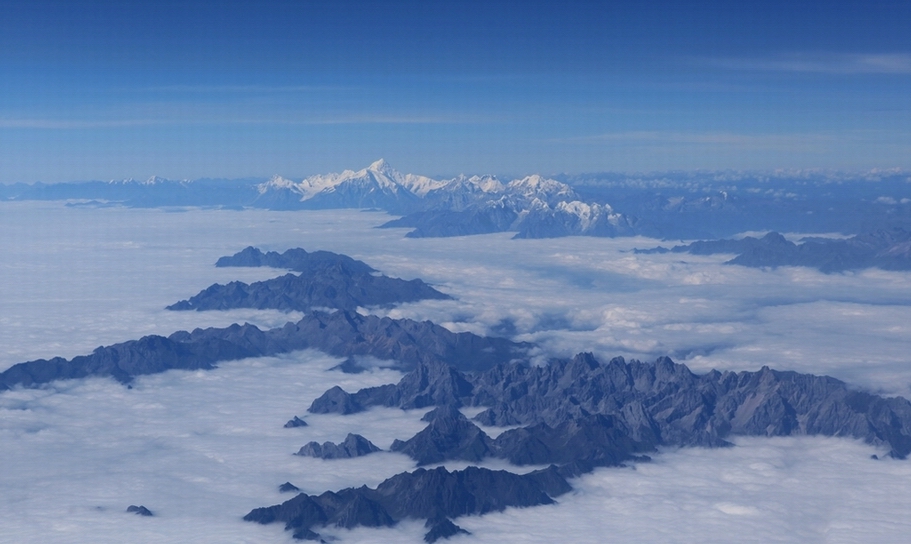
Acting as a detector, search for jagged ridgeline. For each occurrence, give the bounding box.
[309,354,911,461]
[245,465,570,543]
[0,312,530,390]
[168,247,451,312]
[250,353,911,542]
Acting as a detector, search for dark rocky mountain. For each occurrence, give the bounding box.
[390,405,493,465]
[308,359,476,415]
[311,353,911,460]
[255,351,911,541]
[295,434,381,459]
[424,518,470,543]
[284,416,308,428]
[0,311,529,390]
[636,229,911,273]
[126,505,153,516]
[168,247,450,312]
[279,482,301,493]
[381,203,520,238]
[244,465,571,543]
[215,246,376,275]
[387,405,650,469]
[380,197,651,240]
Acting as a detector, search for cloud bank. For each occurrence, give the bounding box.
[3,202,911,541]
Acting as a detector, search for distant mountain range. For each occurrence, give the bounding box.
[0,160,648,239]
[636,229,911,272]
[3,161,910,240]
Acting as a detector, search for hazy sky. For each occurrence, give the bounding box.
[1,0,909,181]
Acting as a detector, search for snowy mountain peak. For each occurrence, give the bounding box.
[506,175,577,204]
[257,175,299,194]
[108,175,175,185]
[144,175,174,185]
[367,158,391,172]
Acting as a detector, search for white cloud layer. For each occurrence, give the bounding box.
[3,202,911,541]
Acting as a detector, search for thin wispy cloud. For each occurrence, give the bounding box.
[707,53,911,75]
[0,114,482,130]
[0,118,170,129]
[137,84,353,93]
[557,131,836,150]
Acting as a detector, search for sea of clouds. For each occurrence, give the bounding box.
[2,201,911,542]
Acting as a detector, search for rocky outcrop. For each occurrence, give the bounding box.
[295,434,381,459]
[244,465,570,542]
[308,359,475,415]
[168,248,450,312]
[0,312,529,390]
[279,482,300,493]
[312,354,911,460]
[126,505,153,516]
[390,406,493,465]
[215,247,375,275]
[284,416,308,428]
[424,518,470,543]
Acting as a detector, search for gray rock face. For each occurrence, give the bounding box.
[390,406,493,465]
[387,405,650,469]
[244,465,570,543]
[126,505,153,516]
[215,247,375,275]
[308,359,475,415]
[0,311,528,390]
[314,353,911,459]
[424,518,470,543]
[295,434,381,459]
[279,482,300,493]
[168,247,450,312]
[284,416,308,428]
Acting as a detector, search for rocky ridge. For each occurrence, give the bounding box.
[310,354,911,460]
[168,247,451,312]
[636,229,911,272]
[295,434,381,459]
[0,311,529,390]
[245,465,571,542]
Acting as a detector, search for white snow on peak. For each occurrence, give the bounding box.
[252,162,591,212]
[506,175,577,202]
[367,158,391,172]
[144,176,162,185]
[107,175,177,185]
[400,173,447,196]
[257,175,299,195]
[554,200,622,231]
[448,174,505,194]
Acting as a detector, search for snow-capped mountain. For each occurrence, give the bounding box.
[107,175,185,186]
[254,159,424,212]
[252,159,644,238]
[505,174,578,206]
[513,200,646,238]
[4,159,644,238]
[421,174,506,211]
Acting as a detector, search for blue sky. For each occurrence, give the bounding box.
[1,0,909,182]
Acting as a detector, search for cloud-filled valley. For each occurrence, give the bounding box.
[3,202,911,542]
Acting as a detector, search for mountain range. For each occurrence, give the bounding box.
[637,229,911,272]
[4,162,911,244]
